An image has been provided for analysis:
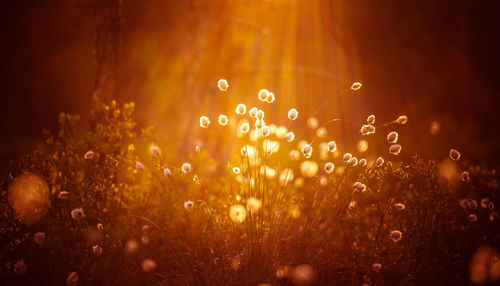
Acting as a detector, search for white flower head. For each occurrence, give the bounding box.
[218,114,228,126]
[302,144,313,158]
[217,79,228,91]
[324,162,335,174]
[71,208,85,220]
[184,201,194,211]
[285,131,295,142]
[181,163,192,174]
[199,116,211,128]
[236,104,247,115]
[288,108,298,120]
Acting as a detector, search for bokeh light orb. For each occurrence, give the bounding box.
[8,173,50,225]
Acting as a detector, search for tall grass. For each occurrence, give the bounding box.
[1,84,499,285]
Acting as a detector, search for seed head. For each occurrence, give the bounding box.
[184,201,194,211]
[324,162,335,174]
[387,131,398,143]
[84,151,94,160]
[240,122,250,133]
[351,82,362,90]
[217,79,228,91]
[218,114,228,126]
[397,115,408,124]
[236,104,247,115]
[71,208,85,220]
[343,153,352,163]
[285,131,295,142]
[233,167,241,174]
[449,149,461,161]
[249,107,258,118]
[389,144,402,155]
[328,141,337,152]
[375,156,384,167]
[34,232,46,245]
[261,125,270,136]
[266,92,275,103]
[258,89,269,101]
[199,116,211,128]
[288,108,298,120]
[359,158,367,166]
[229,204,247,223]
[302,144,313,158]
[390,230,402,242]
[367,115,375,124]
[181,163,192,174]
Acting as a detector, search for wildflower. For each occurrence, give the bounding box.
[288,108,298,120]
[240,147,248,156]
[71,208,85,220]
[233,167,241,174]
[135,161,144,171]
[394,203,406,210]
[390,230,402,242]
[449,149,461,161]
[84,150,94,160]
[229,204,247,223]
[199,116,211,128]
[302,144,313,158]
[396,115,408,124]
[307,117,319,129]
[58,191,70,199]
[372,263,382,272]
[367,115,375,124]
[325,162,335,174]
[468,214,478,223]
[387,131,398,143]
[375,157,384,167]
[181,163,191,174]
[13,259,27,275]
[247,197,262,212]
[291,264,315,286]
[328,141,337,152]
[349,157,358,167]
[343,153,352,163]
[218,114,228,126]
[300,161,319,178]
[92,245,103,256]
[67,272,79,285]
[461,171,470,182]
[261,125,270,136]
[34,232,46,245]
[389,144,402,155]
[258,89,269,101]
[142,259,156,272]
[359,158,367,166]
[217,79,228,91]
[266,92,275,103]
[163,167,171,176]
[236,104,247,115]
[240,122,250,133]
[256,110,265,120]
[351,82,362,90]
[184,201,193,211]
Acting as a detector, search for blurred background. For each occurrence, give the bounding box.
[1,0,499,165]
